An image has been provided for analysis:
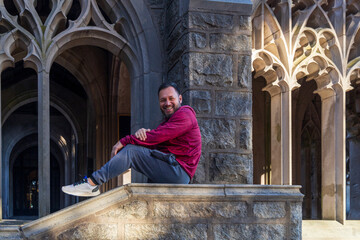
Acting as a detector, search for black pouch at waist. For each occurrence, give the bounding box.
[150,150,179,166]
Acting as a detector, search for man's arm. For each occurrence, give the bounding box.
[111,127,149,157]
[135,128,151,141]
[120,108,194,147]
[111,141,124,157]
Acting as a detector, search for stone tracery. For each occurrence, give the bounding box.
[252,0,360,222]
[0,0,163,218]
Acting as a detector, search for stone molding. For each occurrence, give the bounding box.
[188,0,252,15]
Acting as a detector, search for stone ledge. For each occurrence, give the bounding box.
[15,184,302,239]
[189,0,252,16]
[188,0,252,15]
[127,183,302,198]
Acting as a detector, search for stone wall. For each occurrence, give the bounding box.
[18,184,303,240]
[165,0,253,184]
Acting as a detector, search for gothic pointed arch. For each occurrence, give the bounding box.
[0,0,165,218]
[252,0,359,222]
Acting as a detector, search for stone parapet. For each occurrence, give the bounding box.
[13,184,303,239]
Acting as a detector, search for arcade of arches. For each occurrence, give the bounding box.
[252,0,360,222]
[0,0,162,219]
[1,0,360,227]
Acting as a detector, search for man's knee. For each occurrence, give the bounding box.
[119,144,145,158]
[121,144,139,153]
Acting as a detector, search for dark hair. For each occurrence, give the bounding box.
[158,82,181,95]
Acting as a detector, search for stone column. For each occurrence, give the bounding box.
[318,90,336,219]
[266,87,282,184]
[334,86,346,223]
[282,89,292,185]
[38,70,50,217]
[317,86,346,222]
[0,68,2,220]
[165,0,253,183]
[264,84,292,185]
[348,139,360,220]
[0,59,12,219]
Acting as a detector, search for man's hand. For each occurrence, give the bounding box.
[111,141,124,158]
[135,128,151,141]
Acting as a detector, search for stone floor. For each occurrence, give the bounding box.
[303,220,360,240]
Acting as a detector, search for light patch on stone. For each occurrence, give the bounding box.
[125,224,207,240]
[238,55,251,89]
[192,154,206,183]
[189,12,233,30]
[190,90,212,114]
[154,201,247,218]
[253,224,286,240]
[238,16,251,30]
[190,32,207,49]
[215,91,251,117]
[100,200,148,219]
[198,119,236,149]
[57,222,117,240]
[210,153,252,183]
[253,202,286,219]
[290,203,302,224]
[210,34,250,51]
[214,224,252,240]
[188,53,233,87]
[239,120,252,150]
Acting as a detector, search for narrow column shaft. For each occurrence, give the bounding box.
[281,89,292,185]
[321,94,336,219]
[335,88,346,223]
[270,89,292,185]
[270,92,282,184]
[0,73,2,220]
[38,70,50,217]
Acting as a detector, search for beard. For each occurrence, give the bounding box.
[161,103,181,119]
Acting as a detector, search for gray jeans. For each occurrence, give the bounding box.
[91,145,190,185]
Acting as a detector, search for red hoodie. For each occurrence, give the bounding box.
[119,106,202,178]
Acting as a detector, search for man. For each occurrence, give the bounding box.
[62,82,202,197]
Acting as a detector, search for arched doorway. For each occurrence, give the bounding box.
[0,0,162,218]
[292,79,322,219]
[1,99,76,218]
[12,146,61,217]
[346,84,360,220]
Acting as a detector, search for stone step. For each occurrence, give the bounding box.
[0,219,33,239]
[0,225,22,239]
[303,220,360,240]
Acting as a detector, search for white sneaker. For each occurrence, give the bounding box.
[62,177,100,197]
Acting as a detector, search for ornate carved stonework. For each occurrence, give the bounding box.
[252,0,360,222]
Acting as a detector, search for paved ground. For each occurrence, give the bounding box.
[303,220,360,240]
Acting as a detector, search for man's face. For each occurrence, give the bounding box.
[159,86,182,118]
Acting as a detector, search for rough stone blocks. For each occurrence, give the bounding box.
[188,53,233,87]
[210,153,252,183]
[27,184,302,240]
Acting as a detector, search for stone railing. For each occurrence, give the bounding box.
[18,184,302,239]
